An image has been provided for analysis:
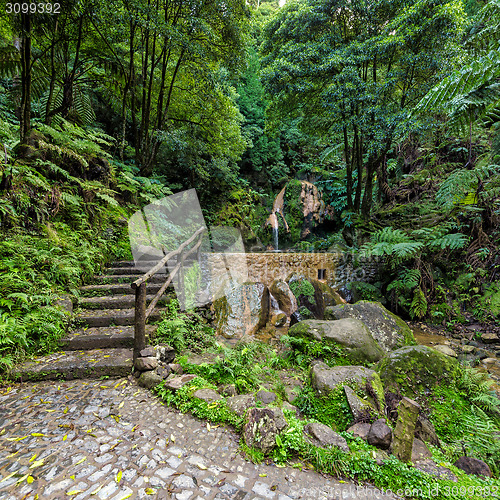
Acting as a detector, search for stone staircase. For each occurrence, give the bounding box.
[12,261,168,382]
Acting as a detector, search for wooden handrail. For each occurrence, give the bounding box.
[131,226,206,289]
[145,236,204,319]
[132,227,206,361]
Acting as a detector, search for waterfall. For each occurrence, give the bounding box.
[272,226,279,251]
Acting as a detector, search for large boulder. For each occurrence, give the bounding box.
[316,281,346,307]
[243,407,288,454]
[310,362,385,411]
[367,419,392,450]
[326,301,415,352]
[303,422,349,452]
[269,280,298,317]
[454,457,492,478]
[288,319,385,363]
[376,345,459,396]
[213,282,269,339]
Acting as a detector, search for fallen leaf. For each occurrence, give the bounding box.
[74,457,87,465]
[259,473,267,477]
[67,490,84,496]
[145,488,155,495]
[30,460,45,469]
[31,433,45,437]
[119,493,132,499]
[118,402,124,409]
[170,434,175,442]
[207,423,211,431]
[63,434,68,441]
[116,470,122,483]
[90,485,102,495]
[29,453,37,462]
[27,475,34,484]
[196,463,207,470]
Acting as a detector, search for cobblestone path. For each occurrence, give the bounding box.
[0,378,390,500]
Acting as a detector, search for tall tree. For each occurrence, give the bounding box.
[261,0,465,217]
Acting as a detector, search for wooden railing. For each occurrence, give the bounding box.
[131,227,206,359]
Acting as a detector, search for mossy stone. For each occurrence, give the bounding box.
[327,301,415,352]
[376,345,459,396]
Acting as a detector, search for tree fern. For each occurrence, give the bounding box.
[410,287,428,319]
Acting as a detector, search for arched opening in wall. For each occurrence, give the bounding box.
[318,269,326,280]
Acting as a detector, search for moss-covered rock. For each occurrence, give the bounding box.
[213,282,269,339]
[288,319,385,364]
[376,345,459,396]
[327,301,415,352]
[287,273,324,319]
[310,362,385,412]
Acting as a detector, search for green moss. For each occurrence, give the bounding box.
[289,279,316,304]
[377,345,459,396]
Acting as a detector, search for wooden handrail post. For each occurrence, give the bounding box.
[134,282,147,360]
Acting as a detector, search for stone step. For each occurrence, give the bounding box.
[75,308,164,327]
[59,325,158,350]
[79,282,166,296]
[107,266,168,276]
[93,274,168,285]
[78,294,169,310]
[109,261,161,268]
[11,348,133,381]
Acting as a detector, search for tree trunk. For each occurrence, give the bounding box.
[20,13,31,143]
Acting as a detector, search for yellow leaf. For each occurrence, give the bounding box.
[29,453,37,462]
[74,457,87,465]
[0,429,5,435]
[31,433,45,437]
[119,493,132,499]
[34,495,39,499]
[145,488,155,495]
[63,407,68,414]
[70,475,75,480]
[118,402,124,409]
[131,425,138,432]
[0,471,16,483]
[207,423,211,431]
[16,474,29,484]
[90,485,103,495]
[63,434,68,441]
[67,490,84,496]
[116,470,122,483]
[46,409,56,413]
[30,460,45,468]
[196,463,207,470]
[27,476,34,484]
[259,473,267,477]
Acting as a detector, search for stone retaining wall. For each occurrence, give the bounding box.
[202,252,339,288]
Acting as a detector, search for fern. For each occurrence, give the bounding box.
[410,287,428,319]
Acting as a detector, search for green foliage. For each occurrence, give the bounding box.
[155,299,214,353]
[279,334,346,369]
[294,386,353,432]
[288,278,315,304]
[155,377,243,430]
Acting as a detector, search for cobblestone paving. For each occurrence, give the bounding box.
[0,378,392,500]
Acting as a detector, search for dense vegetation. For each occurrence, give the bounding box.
[1,0,500,495]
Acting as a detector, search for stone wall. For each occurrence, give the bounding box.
[200,252,380,291]
[202,252,340,288]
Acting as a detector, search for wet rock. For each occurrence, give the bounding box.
[415,415,440,448]
[214,282,269,339]
[269,280,298,317]
[432,345,457,358]
[347,422,371,441]
[481,333,499,344]
[392,397,420,462]
[243,407,288,454]
[317,282,346,307]
[256,390,277,405]
[270,311,287,327]
[290,311,302,326]
[192,389,222,403]
[168,363,184,375]
[155,365,172,379]
[134,356,158,372]
[164,374,197,392]
[226,394,256,417]
[414,459,457,482]
[289,319,385,363]
[310,362,385,411]
[156,344,176,363]
[461,345,475,354]
[303,422,349,452]
[219,384,237,397]
[367,419,392,450]
[412,438,432,461]
[376,345,459,396]
[284,386,300,405]
[138,371,162,389]
[454,457,492,478]
[344,386,376,420]
[140,346,156,358]
[327,301,415,352]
